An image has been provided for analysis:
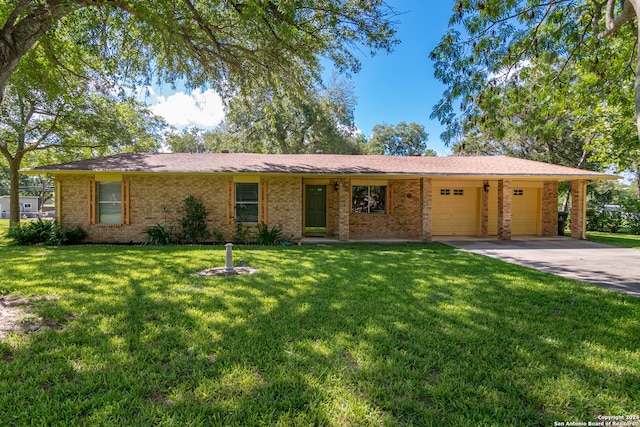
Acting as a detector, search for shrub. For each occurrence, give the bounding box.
[211,227,225,244]
[143,223,175,245]
[626,212,640,235]
[232,221,254,244]
[256,223,282,245]
[180,195,210,243]
[7,220,86,245]
[47,224,87,246]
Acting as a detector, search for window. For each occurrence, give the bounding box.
[235,183,259,222]
[98,181,122,224]
[88,178,129,225]
[453,189,464,196]
[440,189,450,195]
[23,203,32,209]
[513,189,524,196]
[352,185,386,214]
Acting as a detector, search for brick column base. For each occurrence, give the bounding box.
[571,179,587,240]
[338,179,350,242]
[498,179,512,240]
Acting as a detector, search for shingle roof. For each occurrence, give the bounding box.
[26,152,616,179]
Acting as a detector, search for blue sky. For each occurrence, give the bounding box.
[148,1,455,155]
[347,1,453,155]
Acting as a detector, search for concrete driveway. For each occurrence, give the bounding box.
[436,237,640,297]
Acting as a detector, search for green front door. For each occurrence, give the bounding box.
[305,185,327,230]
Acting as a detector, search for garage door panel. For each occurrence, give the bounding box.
[433,187,479,236]
[512,188,539,235]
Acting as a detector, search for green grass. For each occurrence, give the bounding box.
[0,233,638,425]
[587,231,640,249]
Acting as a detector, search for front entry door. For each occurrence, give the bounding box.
[305,185,327,230]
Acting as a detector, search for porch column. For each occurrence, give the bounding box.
[570,179,587,240]
[480,182,489,238]
[420,178,432,241]
[338,178,350,242]
[541,181,559,236]
[498,179,512,240]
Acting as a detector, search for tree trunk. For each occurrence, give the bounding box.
[0,1,78,99]
[8,158,21,226]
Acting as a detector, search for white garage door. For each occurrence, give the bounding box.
[432,187,479,236]
[512,188,539,235]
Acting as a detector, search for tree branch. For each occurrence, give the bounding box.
[596,0,635,39]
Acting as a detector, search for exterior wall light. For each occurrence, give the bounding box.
[483,181,490,192]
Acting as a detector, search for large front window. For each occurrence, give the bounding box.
[235,183,259,222]
[98,181,122,224]
[352,185,386,214]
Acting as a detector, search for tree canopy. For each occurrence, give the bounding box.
[431,0,640,174]
[0,1,398,103]
[367,122,434,156]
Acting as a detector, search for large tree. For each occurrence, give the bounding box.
[431,1,640,172]
[222,77,365,154]
[367,122,434,156]
[166,77,367,155]
[0,1,397,104]
[0,75,164,224]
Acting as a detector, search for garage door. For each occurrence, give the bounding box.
[512,188,539,235]
[432,187,479,236]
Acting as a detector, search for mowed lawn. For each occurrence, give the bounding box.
[0,224,638,425]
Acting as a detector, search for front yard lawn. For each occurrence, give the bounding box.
[0,241,638,425]
[587,231,640,249]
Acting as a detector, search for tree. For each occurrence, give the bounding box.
[167,77,367,155]
[0,1,397,105]
[0,76,164,224]
[431,1,640,172]
[367,122,433,156]
[223,77,365,154]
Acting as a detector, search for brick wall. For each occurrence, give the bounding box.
[541,181,559,236]
[263,177,303,240]
[57,174,304,243]
[498,179,512,240]
[570,179,587,240]
[420,178,432,241]
[349,179,422,239]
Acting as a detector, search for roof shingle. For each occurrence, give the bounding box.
[26,152,616,179]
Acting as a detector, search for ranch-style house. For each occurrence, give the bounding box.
[24,152,615,243]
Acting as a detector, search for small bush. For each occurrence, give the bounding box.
[47,224,87,246]
[211,227,225,244]
[256,223,282,245]
[180,195,210,243]
[143,223,175,245]
[7,220,86,246]
[232,221,254,244]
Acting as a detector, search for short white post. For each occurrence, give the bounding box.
[224,243,235,274]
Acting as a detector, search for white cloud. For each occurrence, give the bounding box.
[149,88,225,129]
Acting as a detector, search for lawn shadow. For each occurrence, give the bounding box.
[0,243,638,424]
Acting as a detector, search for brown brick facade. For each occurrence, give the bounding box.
[541,181,559,236]
[498,179,512,240]
[420,178,432,241]
[570,179,587,240]
[55,173,570,243]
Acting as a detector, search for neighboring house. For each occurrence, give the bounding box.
[0,195,40,219]
[24,152,616,243]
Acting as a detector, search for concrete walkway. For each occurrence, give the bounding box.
[436,237,640,297]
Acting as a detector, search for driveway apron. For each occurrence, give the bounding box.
[437,237,640,297]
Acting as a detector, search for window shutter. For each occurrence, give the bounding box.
[122,178,130,225]
[227,181,234,224]
[87,179,96,224]
[388,184,394,215]
[260,181,268,224]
